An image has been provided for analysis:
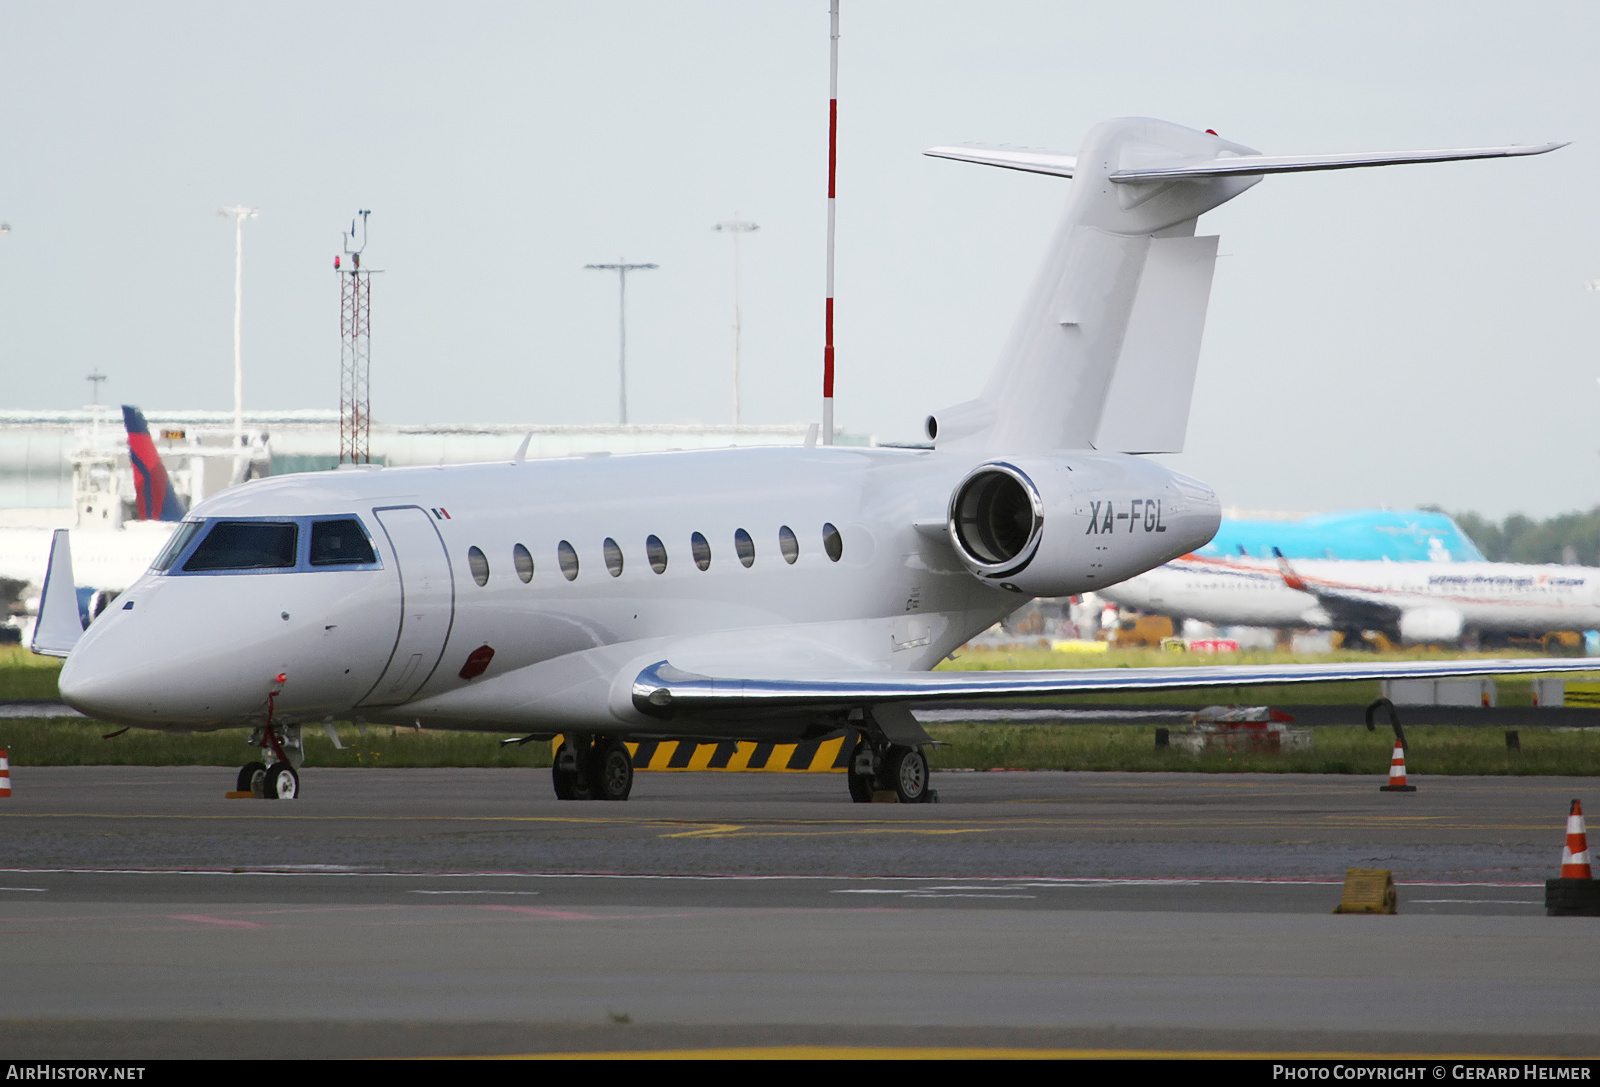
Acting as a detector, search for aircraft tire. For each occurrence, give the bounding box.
[594,740,634,801]
[846,741,875,803]
[237,761,267,797]
[551,743,593,801]
[263,763,299,800]
[884,745,930,804]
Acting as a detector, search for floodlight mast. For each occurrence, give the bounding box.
[584,260,658,424]
[713,217,759,424]
[336,211,375,465]
[218,205,258,481]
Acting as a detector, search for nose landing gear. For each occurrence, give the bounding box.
[236,723,303,800]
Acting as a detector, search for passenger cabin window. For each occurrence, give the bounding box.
[558,540,580,581]
[310,519,377,566]
[778,525,799,565]
[603,537,624,578]
[152,521,203,572]
[646,535,668,574]
[183,521,299,572]
[822,522,843,562]
[513,543,534,583]
[691,532,711,571]
[467,546,490,586]
[734,528,755,568]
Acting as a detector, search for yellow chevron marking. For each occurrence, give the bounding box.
[556,736,850,772]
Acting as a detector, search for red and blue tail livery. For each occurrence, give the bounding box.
[121,405,185,522]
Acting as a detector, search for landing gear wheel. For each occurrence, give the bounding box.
[884,745,930,804]
[846,741,875,803]
[594,740,634,801]
[263,762,299,800]
[551,742,592,801]
[237,761,267,797]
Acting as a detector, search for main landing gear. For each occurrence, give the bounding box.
[237,723,302,800]
[848,736,936,804]
[552,736,633,801]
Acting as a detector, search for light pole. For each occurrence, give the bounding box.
[713,217,759,424]
[584,260,658,424]
[218,205,258,481]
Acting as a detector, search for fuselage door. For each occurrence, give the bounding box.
[357,505,456,707]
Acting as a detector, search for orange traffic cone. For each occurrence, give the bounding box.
[1561,799,1592,880]
[1547,798,1600,915]
[1379,740,1416,792]
[0,747,11,798]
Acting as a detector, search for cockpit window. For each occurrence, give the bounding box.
[151,521,204,572]
[183,521,299,572]
[310,519,377,566]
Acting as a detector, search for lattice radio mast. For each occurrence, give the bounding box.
[336,210,374,464]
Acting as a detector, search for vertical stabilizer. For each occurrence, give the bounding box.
[937,118,1254,454]
[925,118,1564,455]
[122,406,185,521]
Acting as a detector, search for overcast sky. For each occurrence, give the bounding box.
[1,2,1596,518]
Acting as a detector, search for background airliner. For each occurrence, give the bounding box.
[33,117,1588,804]
[1099,551,1600,647]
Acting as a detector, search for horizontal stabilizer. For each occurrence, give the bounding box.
[31,529,84,658]
[1110,143,1567,183]
[923,144,1075,177]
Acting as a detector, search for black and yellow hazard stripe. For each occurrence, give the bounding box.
[554,733,854,772]
[1565,683,1600,708]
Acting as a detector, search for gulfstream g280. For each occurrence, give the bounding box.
[36,117,1584,802]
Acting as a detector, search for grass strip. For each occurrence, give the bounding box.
[3,716,1597,775]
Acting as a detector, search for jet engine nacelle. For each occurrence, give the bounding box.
[945,453,1220,597]
[1398,607,1465,645]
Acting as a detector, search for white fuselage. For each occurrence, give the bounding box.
[1099,554,1600,637]
[58,445,1218,739]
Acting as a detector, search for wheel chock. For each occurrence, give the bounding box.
[1334,868,1397,914]
[224,791,254,799]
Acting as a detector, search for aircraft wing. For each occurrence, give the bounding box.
[631,655,1600,717]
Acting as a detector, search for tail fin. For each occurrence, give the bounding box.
[122,406,185,521]
[926,118,1564,455]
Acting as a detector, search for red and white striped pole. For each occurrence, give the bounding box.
[821,0,839,446]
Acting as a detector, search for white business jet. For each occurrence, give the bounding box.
[34,117,1584,803]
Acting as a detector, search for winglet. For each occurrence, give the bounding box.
[1273,547,1309,593]
[31,529,84,658]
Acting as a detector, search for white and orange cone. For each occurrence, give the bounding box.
[1379,740,1416,792]
[0,747,11,798]
[1560,799,1592,880]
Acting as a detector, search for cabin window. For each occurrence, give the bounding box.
[646,534,668,574]
[691,532,711,571]
[822,522,843,562]
[183,521,299,572]
[734,528,755,568]
[513,543,534,583]
[603,537,624,578]
[152,521,204,572]
[558,540,580,581]
[778,525,799,564]
[467,546,490,586]
[310,519,377,566]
